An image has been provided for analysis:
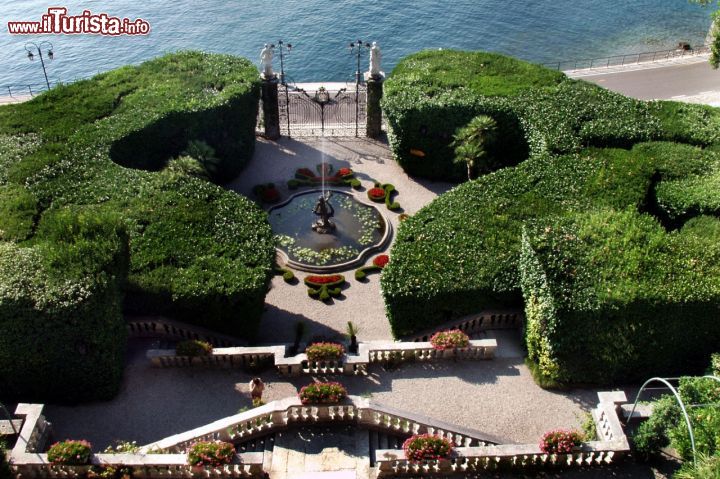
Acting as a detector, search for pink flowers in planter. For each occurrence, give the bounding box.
[429,329,469,350]
[298,381,347,404]
[305,342,345,361]
[187,440,235,467]
[539,429,582,454]
[47,440,93,465]
[403,434,454,462]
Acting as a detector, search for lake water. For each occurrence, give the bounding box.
[0,0,713,93]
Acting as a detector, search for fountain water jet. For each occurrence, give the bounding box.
[312,137,336,234]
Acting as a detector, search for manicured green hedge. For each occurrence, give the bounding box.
[0,207,128,402]
[520,210,720,384]
[382,145,657,336]
[382,50,662,181]
[0,52,274,401]
[382,50,720,384]
[382,141,720,361]
[0,52,273,341]
[0,184,38,242]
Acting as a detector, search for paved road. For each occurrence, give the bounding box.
[575,59,719,100]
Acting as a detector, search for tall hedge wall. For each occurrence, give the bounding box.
[382,50,672,182]
[0,207,128,402]
[0,52,274,401]
[381,50,720,383]
[520,210,720,384]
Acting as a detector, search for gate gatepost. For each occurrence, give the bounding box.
[261,76,281,140]
[365,73,384,139]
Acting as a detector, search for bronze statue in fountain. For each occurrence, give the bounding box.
[312,193,336,234]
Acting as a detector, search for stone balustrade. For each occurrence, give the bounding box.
[11,452,264,478]
[126,315,246,347]
[147,339,497,376]
[139,396,500,454]
[374,392,630,476]
[403,309,524,342]
[8,392,630,477]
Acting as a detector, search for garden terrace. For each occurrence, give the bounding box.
[7,391,629,478]
[0,51,274,402]
[146,338,498,375]
[381,49,720,384]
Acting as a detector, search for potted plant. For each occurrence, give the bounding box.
[402,434,454,462]
[47,440,93,466]
[429,330,469,350]
[539,429,582,454]
[346,321,360,354]
[187,440,235,468]
[305,342,345,361]
[298,382,347,404]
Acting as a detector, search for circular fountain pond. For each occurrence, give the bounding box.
[268,189,391,272]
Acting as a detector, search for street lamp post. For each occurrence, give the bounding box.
[272,40,293,135]
[25,41,54,91]
[349,40,371,137]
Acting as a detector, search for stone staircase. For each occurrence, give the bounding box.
[265,426,407,479]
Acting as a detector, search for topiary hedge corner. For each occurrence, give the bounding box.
[0,206,129,403]
[0,51,275,401]
[380,49,720,383]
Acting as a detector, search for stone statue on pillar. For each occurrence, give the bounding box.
[368,42,383,79]
[260,44,274,79]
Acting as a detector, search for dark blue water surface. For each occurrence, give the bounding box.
[0,0,713,91]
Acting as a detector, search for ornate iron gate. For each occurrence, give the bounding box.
[279,84,366,137]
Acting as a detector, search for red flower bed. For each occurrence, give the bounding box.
[368,187,386,200]
[403,434,453,462]
[337,167,353,177]
[297,168,315,177]
[306,274,343,285]
[373,255,389,268]
[539,429,582,454]
[261,187,280,203]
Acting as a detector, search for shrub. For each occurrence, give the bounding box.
[47,440,93,465]
[675,452,720,479]
[0,51,274,345]
[634,377,720,462]
[0,440,10,479]
[355,255,389,280]
[163,155,209,180]
[252,183,281,203]
[0,184,38,242]
[298,382,347,404]
[373,255,389,268]
[368,187,386,201]
[305,342,345,361]
[429,330,469,350]
[539,430,582,454]
[402,434,454,462]
[0,207,128,402]
[712,353,720,376]
[187,441,235,467]
[304,274,345,301]
[520,210,720,384]
[176,340,213,357]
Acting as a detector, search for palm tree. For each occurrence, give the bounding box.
[182,140,221,177]
[451,115,497,180]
